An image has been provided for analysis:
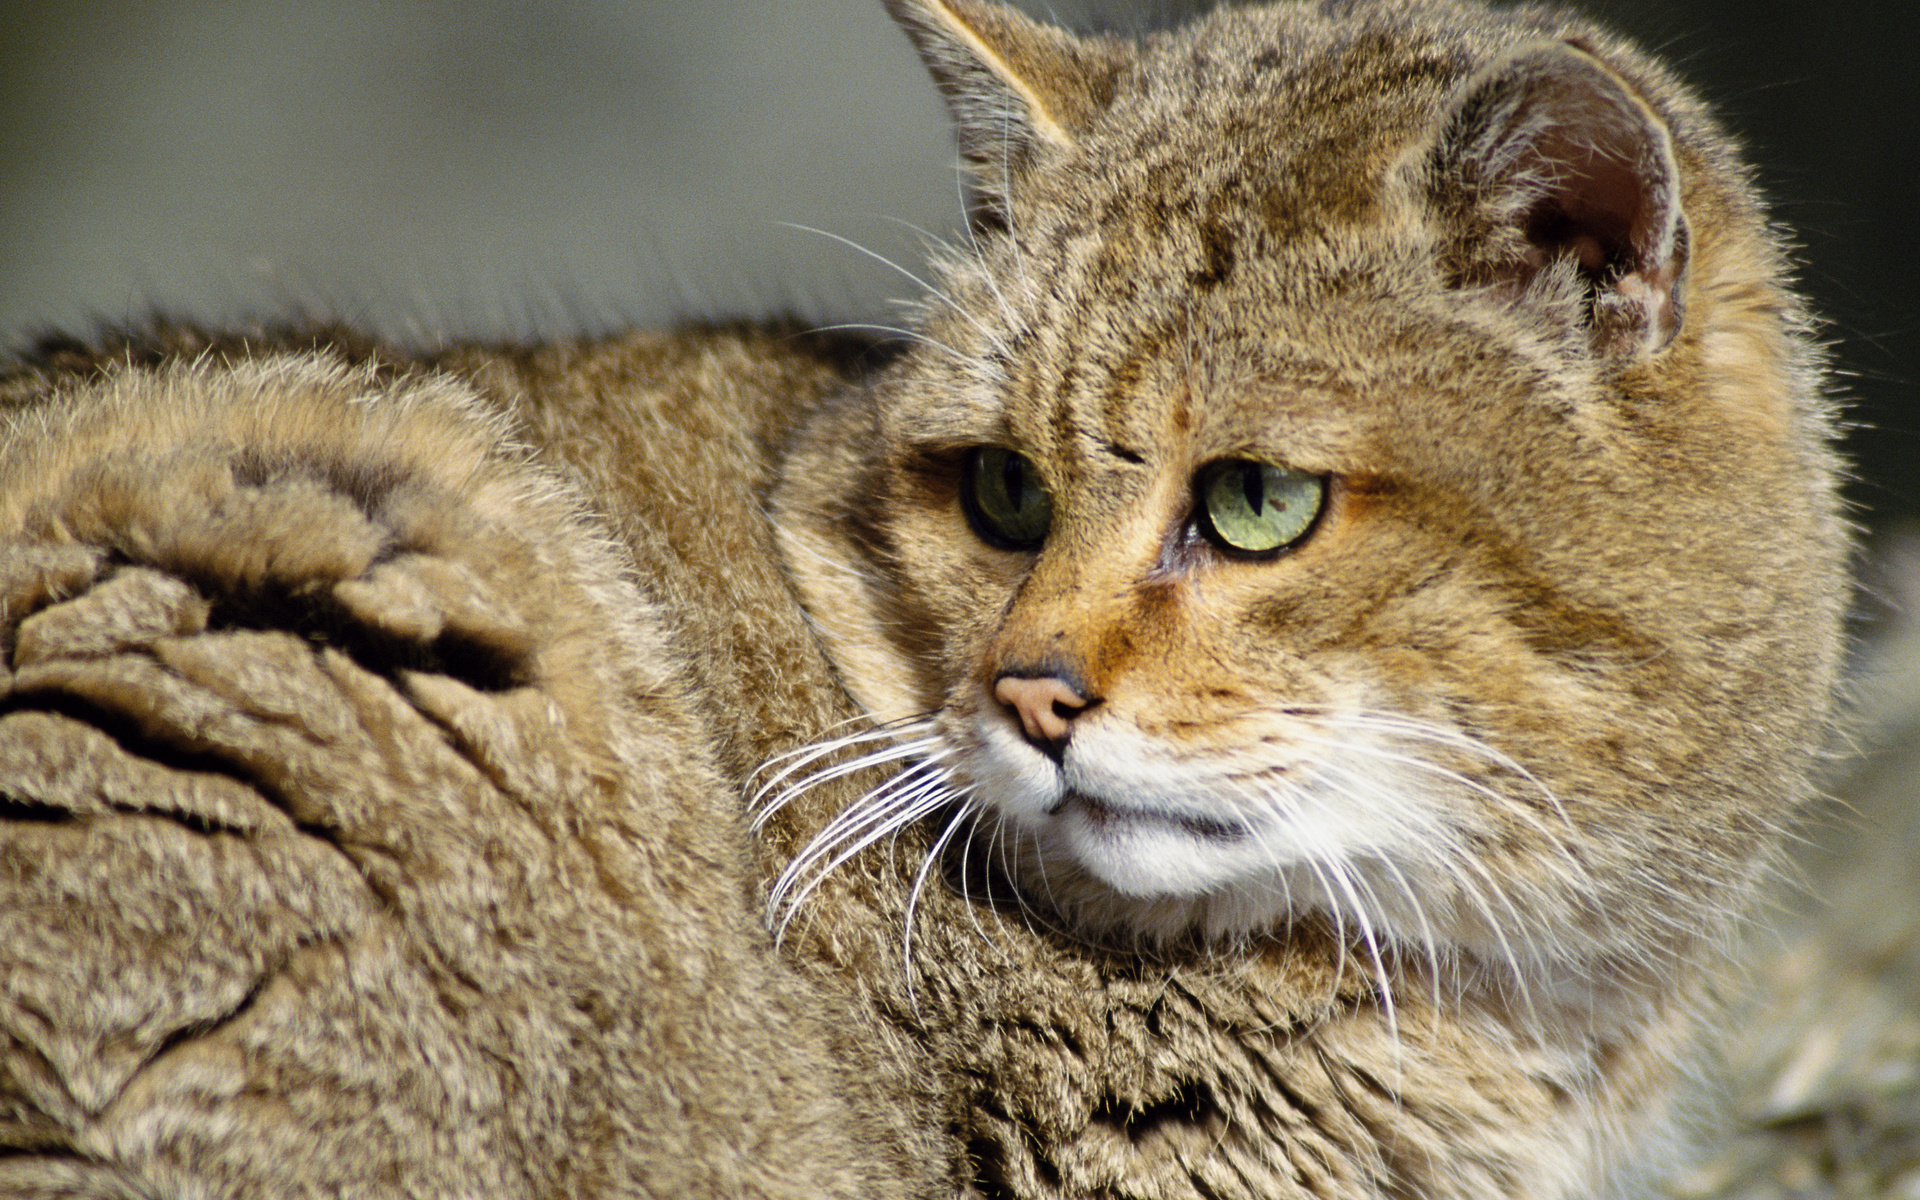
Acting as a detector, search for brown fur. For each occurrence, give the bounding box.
[0,341,940,1198]
[0,1,1847,1197]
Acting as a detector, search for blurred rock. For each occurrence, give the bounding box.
[1679,530,1920,1200]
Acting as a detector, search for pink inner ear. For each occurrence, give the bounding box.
[1451,43,1689,355]
[1514,106,1662,284]
[1568,234,1608,273]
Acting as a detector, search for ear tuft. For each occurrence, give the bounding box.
[886,0,1129,228]
[1433,41,1689,358]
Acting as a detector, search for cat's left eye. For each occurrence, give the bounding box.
[961,446,1051,550]
[1194,459,1324,555]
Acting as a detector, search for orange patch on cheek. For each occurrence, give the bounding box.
[1086,578,1183,683]
[1323,471,1395,531]
[983,569,1198,702]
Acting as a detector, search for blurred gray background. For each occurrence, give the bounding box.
[3,0,1914,526]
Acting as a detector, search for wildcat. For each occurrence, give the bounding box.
[0,0,1848,1198]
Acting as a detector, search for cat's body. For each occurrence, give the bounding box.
[0,2,1848,1198]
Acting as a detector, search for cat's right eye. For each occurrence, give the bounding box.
[961,446,1051,550]
[1194,459,1325,556]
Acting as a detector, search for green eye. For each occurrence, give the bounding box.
[1195,459,1324,555]
[961,446,1051,550]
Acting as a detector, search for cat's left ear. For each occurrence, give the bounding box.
[885,0,1130,229]
[1428,41,1689,359]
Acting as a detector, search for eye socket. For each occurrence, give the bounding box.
[961,446,1052,550]
[1194,459,1324,555]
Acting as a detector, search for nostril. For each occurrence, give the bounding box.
[993,674,1094,759]
[1032,735,1069,767]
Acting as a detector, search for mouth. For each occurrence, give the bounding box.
[1047,790,1249,842]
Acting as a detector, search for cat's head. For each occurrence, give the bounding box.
[774,0,1847,1007]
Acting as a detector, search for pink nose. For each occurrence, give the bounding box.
[993,675,1088,745]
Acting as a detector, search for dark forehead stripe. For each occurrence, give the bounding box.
[1190,220,1238,291]
[1093,318,1188,456]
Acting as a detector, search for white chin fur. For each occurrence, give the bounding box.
[1048,802,1258,898]
[959,707,1496,947]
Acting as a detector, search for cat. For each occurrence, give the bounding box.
[0,0,1849,1198]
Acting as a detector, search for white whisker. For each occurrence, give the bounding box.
[1338,710,1571,827]
[777,221,1012,361]
[952,810,1022,967]
[903,806,969,1012]
[752,732,943,828]
[748,718,921,812]
[1290,752,1548,1020]
[770,756,961,936]
[800,321,979,368]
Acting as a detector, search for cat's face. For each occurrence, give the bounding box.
[867,209,1647,956]
[775,0,1845,998]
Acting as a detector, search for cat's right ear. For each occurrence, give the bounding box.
[886,0,1129,229]
[1427,41,1690,361]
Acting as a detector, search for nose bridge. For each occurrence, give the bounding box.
[987,522,1175,695]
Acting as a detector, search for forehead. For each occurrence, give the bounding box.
[881,5,1564,463]
[1070,9,1473,217]
[996,296,1505,473]
[996,22,1478,329]
[988,221,1461,460]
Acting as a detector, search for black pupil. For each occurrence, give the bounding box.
[1004,454,1028,509]
[1240,465,1264,514]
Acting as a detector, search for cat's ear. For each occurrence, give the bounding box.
[1429,41,1689,359]
[886,0,1129,228]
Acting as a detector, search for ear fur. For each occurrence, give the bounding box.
[1432,40,1689,358]
[885,0,1129,227]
